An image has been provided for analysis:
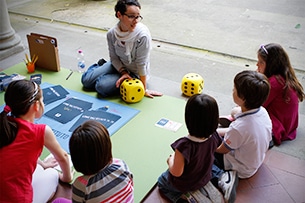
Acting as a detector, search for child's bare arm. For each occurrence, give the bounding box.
[44,125,73,183]
[216,142,231,154]
[167,149,185,177]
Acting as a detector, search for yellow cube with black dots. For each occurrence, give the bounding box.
[120,78,145,103]
[181,73,204,96]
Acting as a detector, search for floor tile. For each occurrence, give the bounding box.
[269,166,305,203]
[246,163,279,188]
[236,184,294,203]
[264,150,305,177]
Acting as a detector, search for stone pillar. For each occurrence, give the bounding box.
[0,0,24,60]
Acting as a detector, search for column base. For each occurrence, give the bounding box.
[0,38,24,61]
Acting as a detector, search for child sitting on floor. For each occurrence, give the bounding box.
[52,120,134,203]
[0,80,72,203]
[212,70,272,202]
[157,94,226,203]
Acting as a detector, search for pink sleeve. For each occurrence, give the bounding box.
[263,76,283,108]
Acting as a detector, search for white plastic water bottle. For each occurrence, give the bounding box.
[77,49,85,73]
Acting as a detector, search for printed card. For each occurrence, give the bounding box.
[155,118,182,132]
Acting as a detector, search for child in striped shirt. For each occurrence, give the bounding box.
[52,120,133,203]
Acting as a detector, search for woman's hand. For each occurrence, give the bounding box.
[116,73,132,88]
[145,89,163,98]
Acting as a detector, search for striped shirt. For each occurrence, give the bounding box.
[72,158,134,203]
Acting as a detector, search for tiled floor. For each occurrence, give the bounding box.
[141,150,305,203]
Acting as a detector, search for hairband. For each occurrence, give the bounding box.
[29,82,39,103]
[260,44,268,55]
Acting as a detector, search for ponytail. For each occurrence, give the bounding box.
[0,105,18,148]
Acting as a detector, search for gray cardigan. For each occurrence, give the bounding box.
[106,23,151,77]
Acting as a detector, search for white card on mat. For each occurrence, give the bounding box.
[155,118,182,132]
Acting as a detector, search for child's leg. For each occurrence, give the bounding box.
[214,152,225,169]
[32,164,59,203]
[212,153,239,203]
[211,164,224,188]
[211,152,225,188]
[157,170,183,203]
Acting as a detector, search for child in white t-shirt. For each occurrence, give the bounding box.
[212,70,272,203]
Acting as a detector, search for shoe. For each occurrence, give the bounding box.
[268,139,274,149]
[219,115,234,127]
[218,170,239,203]
[97,58,107,66]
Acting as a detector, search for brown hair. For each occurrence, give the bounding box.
[258,43,305,102]
[69,120,113,175]
[234,70,270,109]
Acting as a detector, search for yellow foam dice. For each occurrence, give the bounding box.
[120,78,145,103]
[181,73,204,96]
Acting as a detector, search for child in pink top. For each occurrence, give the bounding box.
[220,43,305,147]
[257,43,305,145]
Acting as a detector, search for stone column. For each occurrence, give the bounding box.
[0,0,24,60]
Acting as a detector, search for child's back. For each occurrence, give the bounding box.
[219,70,272,178]
[158,94,223,202]
[168,132,222,192]
[224,106,271,178]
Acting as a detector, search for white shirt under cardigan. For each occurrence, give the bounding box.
[223,107,272,179]
[106,22,152,77]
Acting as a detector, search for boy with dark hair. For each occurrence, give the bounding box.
[213,70,272,203]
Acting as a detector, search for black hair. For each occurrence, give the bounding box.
[0,80,41,148]
[114,0,141,17]
[69,120,112,175]
[234,70,270,109]
[185,94,219,138]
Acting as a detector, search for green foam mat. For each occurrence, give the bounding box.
[1,63,188,202]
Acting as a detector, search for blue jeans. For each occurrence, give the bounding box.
[157,170,183,203]
[211,164,224,188]
[211,152,225,188]
[81,62,138,97]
